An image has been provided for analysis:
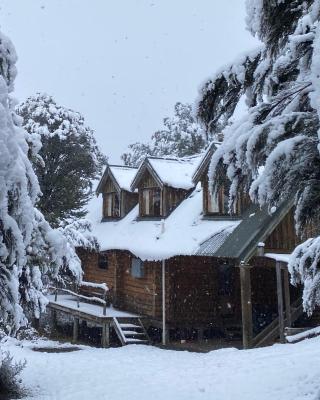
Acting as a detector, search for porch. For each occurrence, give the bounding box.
[46,293,150,347]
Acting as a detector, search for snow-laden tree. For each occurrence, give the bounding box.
[0,31,82,333]
[122,102,208,166]
[16,93,106,227]
[197,0,320,315]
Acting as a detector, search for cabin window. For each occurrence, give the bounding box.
[131,257,144,278]
[103,192,120,218]
[141,188,161,217]
[207,186,238,216]
[98,254,108,269]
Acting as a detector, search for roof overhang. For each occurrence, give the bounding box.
[192,142,218,184]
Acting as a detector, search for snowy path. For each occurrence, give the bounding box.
[3,337,320,400]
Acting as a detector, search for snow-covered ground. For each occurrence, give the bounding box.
[2,336,320,400]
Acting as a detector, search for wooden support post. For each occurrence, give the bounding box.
[198,328,204,342]
[283,267,292,327]
[162,259,167,346]
[240,264,253,349]
[101,323,110,348]
[51,309,58,332]
[276,261,285,343]
[72,317,79,343]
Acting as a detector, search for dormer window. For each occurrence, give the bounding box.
[142,188,161,217]
[97,165,138,221]
[103,192,120,218]
[208,185,232,215]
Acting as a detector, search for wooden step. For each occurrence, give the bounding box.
[113,317,150,346]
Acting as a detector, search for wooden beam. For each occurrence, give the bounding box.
[162,259,167,345]
[283,267,292,327]
[276,261,285,343]
[240,264,253,349]
[72,317,79,343]
[101,323,110,348]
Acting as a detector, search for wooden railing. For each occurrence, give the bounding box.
[51,280,109,316]
[251,299,303,348]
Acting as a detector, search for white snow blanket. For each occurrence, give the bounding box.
[3,336,320,400]
[87,186,240,261]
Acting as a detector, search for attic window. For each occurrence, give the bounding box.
[131,257,144,278]
[207,186,238,216]
[98,254,108,269]
[141,188,161,217]
[103,192,120,218]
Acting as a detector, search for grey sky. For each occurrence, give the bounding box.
[0,0,258,163]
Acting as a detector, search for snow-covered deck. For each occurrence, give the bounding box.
[47,294,139,322]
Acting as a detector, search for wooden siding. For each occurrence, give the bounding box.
[121,191,138,218]
[264,210,300,253]
[137,169,189,218]
[202,176,250,216]
[103,176,118,194]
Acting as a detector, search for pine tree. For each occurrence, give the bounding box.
[122,102,208,166]
[16,94,106,227]
[197,0,320,314]
[0,31,82,333]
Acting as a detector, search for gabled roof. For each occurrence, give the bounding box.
[131,155,202,191]
[87,185,240,261]
[96,164,138,194]
[192,141,220,184]
[212,198,295,263]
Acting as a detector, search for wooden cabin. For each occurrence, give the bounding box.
[80,150,314,348]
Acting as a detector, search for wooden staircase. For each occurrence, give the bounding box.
[112,317,150,346]
[252,299,304,348]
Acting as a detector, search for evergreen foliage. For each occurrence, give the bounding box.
[0,30,82,333]
[197,0,320,314]
[122,102,208,166]
[17,94,106,227]
[0,351,26,399]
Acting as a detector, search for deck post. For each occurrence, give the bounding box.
[162,259,167,345]
[101,323,110,348]
[72,317,79,343]
[283,266,291,327]
[276,261,285,343]
[240,263,253,349]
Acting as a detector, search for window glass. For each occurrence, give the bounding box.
[131,257,144,278]
[104,192,120,218]
[98,254,108,269]
[142,188,161,216]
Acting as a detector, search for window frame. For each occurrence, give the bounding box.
[103,191,120,218]
[141,187,162,217]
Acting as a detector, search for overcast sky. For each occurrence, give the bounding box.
[0,0,258,163]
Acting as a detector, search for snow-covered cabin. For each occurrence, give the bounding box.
[80,149,313,348]
[96,165,138,219]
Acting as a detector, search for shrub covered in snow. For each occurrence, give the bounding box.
[0,351,26,399]
[197,0,320,314]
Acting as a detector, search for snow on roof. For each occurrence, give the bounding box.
[109,165,137,192]
[87,186,240,261]
[145,155,203,190]
[264,253,291,263]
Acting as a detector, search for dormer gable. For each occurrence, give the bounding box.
[193,142,249,217]
[96,164,138,220]
[131,156,199,218]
